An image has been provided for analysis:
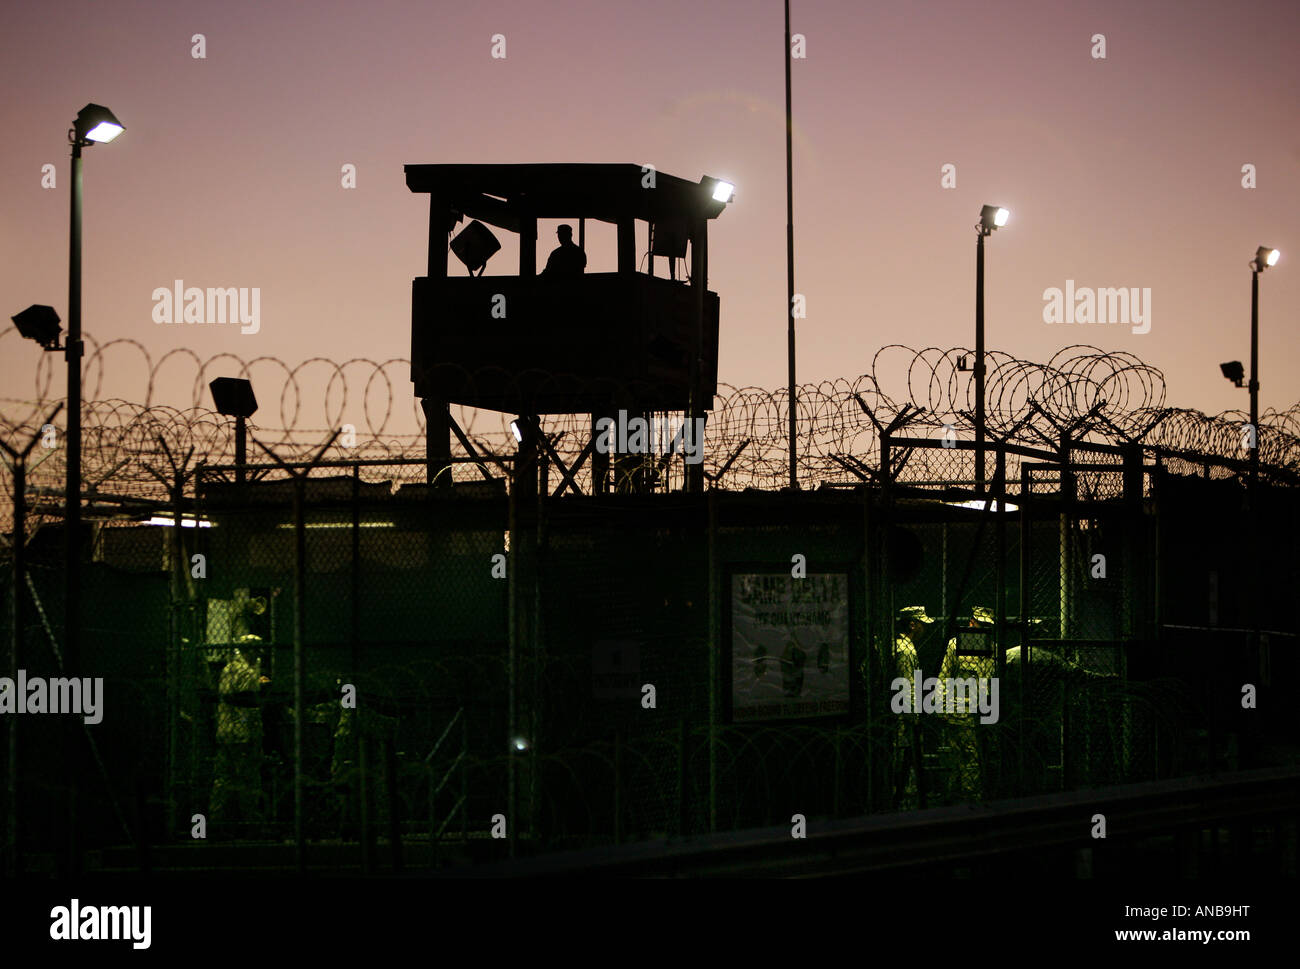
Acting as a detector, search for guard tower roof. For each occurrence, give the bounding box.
[404,163,730,226]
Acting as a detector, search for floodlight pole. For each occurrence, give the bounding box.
[974,229,987,495]
[1247,258,1263,771]
[64,131,85,876]
[235,415,247,485]
[66,138,83,668]
[1249,264,1259,485]
[785,0,798,490]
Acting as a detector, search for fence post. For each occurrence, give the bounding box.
[613,727,623,845]
[832,724,841,817]
[880,431,891,497]
[707,488,718,833]
[460,711,468,847]
[507,449,518,859]
[350,464,371,873]
[4,452,27,875]
[861,485,874,812]
[0,401,68,873]
[385,737,402,871]
[677,717,688,838]
[1019,464,1031,792]
[994,443,1007,802]
[250,431,339,872]
[292,477,306,872]
[529,487,547,847]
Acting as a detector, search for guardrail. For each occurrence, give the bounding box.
[449,765,1300,877]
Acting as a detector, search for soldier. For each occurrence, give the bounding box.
[937,606,997,802]
[210,633,270,835]
[541,224,586,276]
[892,605,935,809]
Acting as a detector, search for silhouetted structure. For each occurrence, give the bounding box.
[405,163,730,491]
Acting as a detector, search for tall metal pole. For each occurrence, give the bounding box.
[506,448,518,858]
[65,135,84,876]
[975,231,986,496]
[350,464,370,872]
[293,479,306,873]
[707,489,718,832]
[1247,263,1261,768]
[1249,267,1259,485]
[235,415,247,486]
[167,471,184,840]
[785,0,798,490]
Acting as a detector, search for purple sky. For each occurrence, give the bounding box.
[2,0,1298,432]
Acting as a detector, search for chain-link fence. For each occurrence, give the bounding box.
[4,365,1299,872]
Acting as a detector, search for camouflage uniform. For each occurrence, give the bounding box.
[210,639,266,828]
[938,610,997,801]
[891,606,934,809]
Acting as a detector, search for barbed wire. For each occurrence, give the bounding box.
[2,339,1298,528]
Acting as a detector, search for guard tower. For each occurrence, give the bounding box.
[405,163,731,493]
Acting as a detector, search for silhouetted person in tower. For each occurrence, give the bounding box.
[542,224,586,277]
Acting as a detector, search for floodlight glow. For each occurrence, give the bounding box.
[510,421,523,443]
[711,180,735,203]
[994,207,1009,227]
[1258,246,1280,268]
[946,499,1020,513]
[85,121,123,143]
[513,737,529,751]
[143,516,212,528]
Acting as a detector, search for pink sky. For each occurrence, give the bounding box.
[2,0,1297,435]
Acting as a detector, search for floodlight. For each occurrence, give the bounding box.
[1256,246,1280,270]
[141,515,212,528]
[209,377,258,418]
[511,415,540,445]
[946,498,1020,513]
[1220,361,1245,387]
[651,218,689,259]
[74,103,124,144]
[699,175,736,214]
[449,220,501,276]
[980,205,1009,231]
[11,304,62,349]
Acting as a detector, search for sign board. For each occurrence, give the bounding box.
[730,572,849,721]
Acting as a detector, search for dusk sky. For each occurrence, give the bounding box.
[2,0,1298,434]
